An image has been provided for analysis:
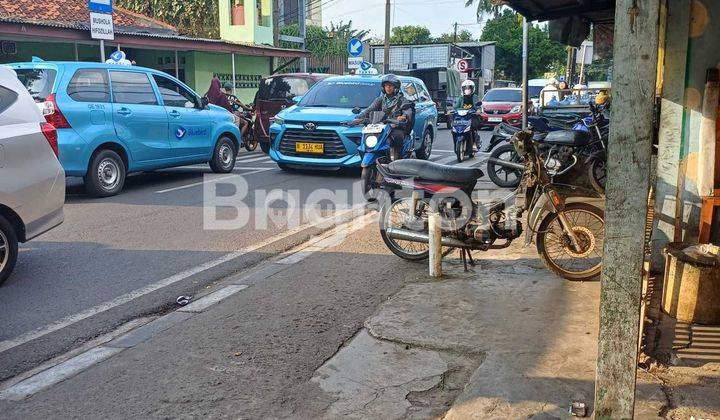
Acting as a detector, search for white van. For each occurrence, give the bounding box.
[528,78,549,110]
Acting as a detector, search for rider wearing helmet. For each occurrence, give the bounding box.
[354,74,414,153]
[455,79,482,148]
[223,81,252,137]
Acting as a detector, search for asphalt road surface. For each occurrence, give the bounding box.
[0,129,496,380]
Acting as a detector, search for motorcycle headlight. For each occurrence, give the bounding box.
[510,105,521,114]
[365,135,378,148]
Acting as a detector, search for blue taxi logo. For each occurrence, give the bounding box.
[175,126,187,139]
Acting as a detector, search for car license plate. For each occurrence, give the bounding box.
[489,117,503,123]
[295,142,324,154]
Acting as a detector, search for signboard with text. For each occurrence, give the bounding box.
[90,12,114,40]
[88,0,113,13]
[347,57,363,70]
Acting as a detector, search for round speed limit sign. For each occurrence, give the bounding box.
[457,59,469,72]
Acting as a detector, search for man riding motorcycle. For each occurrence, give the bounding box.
[454,79,482,150]
[223,81,252,138]
[352,74,413,156]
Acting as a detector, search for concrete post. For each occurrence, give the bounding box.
[697,69,719,197]
[428,213,442,278]
[594,1,661,418]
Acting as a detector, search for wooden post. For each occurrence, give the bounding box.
[698,69,719,197]
[594,1,660,418]
[428,213,442,278]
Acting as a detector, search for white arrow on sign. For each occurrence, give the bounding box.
[350,41,361,54]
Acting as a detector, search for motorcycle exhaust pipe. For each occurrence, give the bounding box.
[386,227,470,248]
[487,157,525,171]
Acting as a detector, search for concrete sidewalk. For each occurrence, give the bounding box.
[0,215,668,418]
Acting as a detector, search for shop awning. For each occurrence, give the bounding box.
[505,0,616,23]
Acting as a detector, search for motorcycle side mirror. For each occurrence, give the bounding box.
[352,106,361,114]
[200,96,209,109]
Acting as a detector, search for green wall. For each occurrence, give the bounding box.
[0,41,102,64]
[188,51,271,103]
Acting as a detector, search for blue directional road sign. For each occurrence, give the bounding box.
[347,38,363,57]
[88,0,113,13]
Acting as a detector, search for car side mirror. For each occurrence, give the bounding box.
[352,106,361,115]
[292,96,303,104]
[200,96,209,109]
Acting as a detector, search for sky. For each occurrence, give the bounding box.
[320,0,487,40]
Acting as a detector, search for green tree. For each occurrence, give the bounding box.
[116,0,219,38]
[464,0,505,20]
[435,29,474,43]
[389,25,433,45]
[480,9,566,81]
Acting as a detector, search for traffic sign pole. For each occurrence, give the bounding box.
[100,40,105,62]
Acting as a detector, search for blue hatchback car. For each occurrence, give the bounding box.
[268,74,437,170]
[8,61,242,197]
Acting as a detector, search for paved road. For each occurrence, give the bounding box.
[0,129,497,380]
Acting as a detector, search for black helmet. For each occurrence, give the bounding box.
[223,81,233,91]
[381,74,401,92]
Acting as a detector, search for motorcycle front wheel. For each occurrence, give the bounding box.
[536,203,605,281]
[361,165,381,200]
[244,135,258,151]
[379,197,430,261]
[588,159,606,195]
[455,136,465,163]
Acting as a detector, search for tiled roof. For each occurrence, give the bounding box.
[0,0,177,34]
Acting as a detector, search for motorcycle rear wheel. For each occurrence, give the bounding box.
[536,203,605,281]
[379,198,430,261]
[487,144,523,188]
[588,159,606,195]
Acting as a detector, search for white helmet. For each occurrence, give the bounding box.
[461,79,475,95]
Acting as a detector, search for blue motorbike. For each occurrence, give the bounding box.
[352,110,414,196]
[448,107,478,163]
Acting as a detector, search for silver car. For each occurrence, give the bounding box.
[0,65,65,284]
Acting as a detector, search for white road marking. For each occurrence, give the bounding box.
[155,168,274,194]
[0,346,122,401]
[431,149,456,153]
[0,206,362,355]
[178,285,249,313]
[237,156,272,163]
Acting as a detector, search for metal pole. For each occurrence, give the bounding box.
[521,17,529,129]
[578,43,587,85]
[453,22,458,43]
[74,42,79,61]
[299,0,307,72]
[383,0,391,73]
[428,212,442,277]
[231,53,237,94]
[99,39,105,62]
[175,50,180,78]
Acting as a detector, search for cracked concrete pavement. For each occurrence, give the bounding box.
[1,215,670,418]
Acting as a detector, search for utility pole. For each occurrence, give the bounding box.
[594,0,660,417]
[299,0,307,72]
[383,0,391,74]
[453,22,458,43]
[521,17,528,129]
[272,0,280,46]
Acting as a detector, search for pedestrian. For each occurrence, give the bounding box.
[539,78,558,108]
[205,76,232,113]
[557,80,569,101]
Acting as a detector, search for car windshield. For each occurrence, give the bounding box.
[299,80,379,108]
[14,68,57,101]
[483,89,522,102]
[528,86,544,98]
[257,76,311,101]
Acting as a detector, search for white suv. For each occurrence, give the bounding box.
[0,66,65,284]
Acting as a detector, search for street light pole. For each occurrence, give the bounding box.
[521,17,529,129]
[384,0,391,73]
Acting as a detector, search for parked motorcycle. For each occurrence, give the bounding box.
[486,103,609,192]
[376,129,605,281]
[240,109,259,152]
[448,107,477,163]
[350,109,415,196]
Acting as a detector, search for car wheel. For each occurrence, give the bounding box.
[415,129,433,160]
[210,136,237,173]
[0,214,19,285]
[85,149,126,197]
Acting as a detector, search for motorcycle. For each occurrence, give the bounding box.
[486,103,609,192]
[376,129,605,281]
[349,109,415,197]
[448,107,478,163]
[227,93,258,152]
